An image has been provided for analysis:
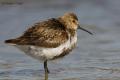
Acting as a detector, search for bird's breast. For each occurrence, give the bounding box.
[14,34,77,61]
[51,33,77,60]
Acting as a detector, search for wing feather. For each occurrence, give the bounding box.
[5,18,69,48]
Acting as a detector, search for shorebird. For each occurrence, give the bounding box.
[5,12,92,79]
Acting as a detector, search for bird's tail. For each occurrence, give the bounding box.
[5,39,17,45]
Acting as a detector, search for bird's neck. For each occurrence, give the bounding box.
[58,17,76,37]
[67,29,76,37]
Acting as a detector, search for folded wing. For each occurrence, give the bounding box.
[5,18,69,48]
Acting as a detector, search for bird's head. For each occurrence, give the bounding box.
[60,12,93,35]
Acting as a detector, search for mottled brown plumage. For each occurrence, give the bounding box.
[5,13,80,48]
[5,18,69,48]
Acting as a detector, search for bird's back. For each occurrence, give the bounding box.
[5,18,69,48]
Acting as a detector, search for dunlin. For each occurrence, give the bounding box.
[5,12,92,79]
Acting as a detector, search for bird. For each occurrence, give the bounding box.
[5,12,92,79]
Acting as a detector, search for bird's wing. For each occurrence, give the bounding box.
[5,18,69,48]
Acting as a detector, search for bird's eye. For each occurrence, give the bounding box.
[72,20,75,23]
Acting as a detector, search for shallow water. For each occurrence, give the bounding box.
[0,0,120,80]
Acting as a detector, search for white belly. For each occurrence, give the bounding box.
[15,35,77,61]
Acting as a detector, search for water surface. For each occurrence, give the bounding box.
[0,0,120,80]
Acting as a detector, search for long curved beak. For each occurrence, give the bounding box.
[78,25,93,35]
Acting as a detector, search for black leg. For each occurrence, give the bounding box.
[44,60,50,73]
[44,60,49,80]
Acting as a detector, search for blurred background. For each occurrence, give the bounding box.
[0,0,120,80]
